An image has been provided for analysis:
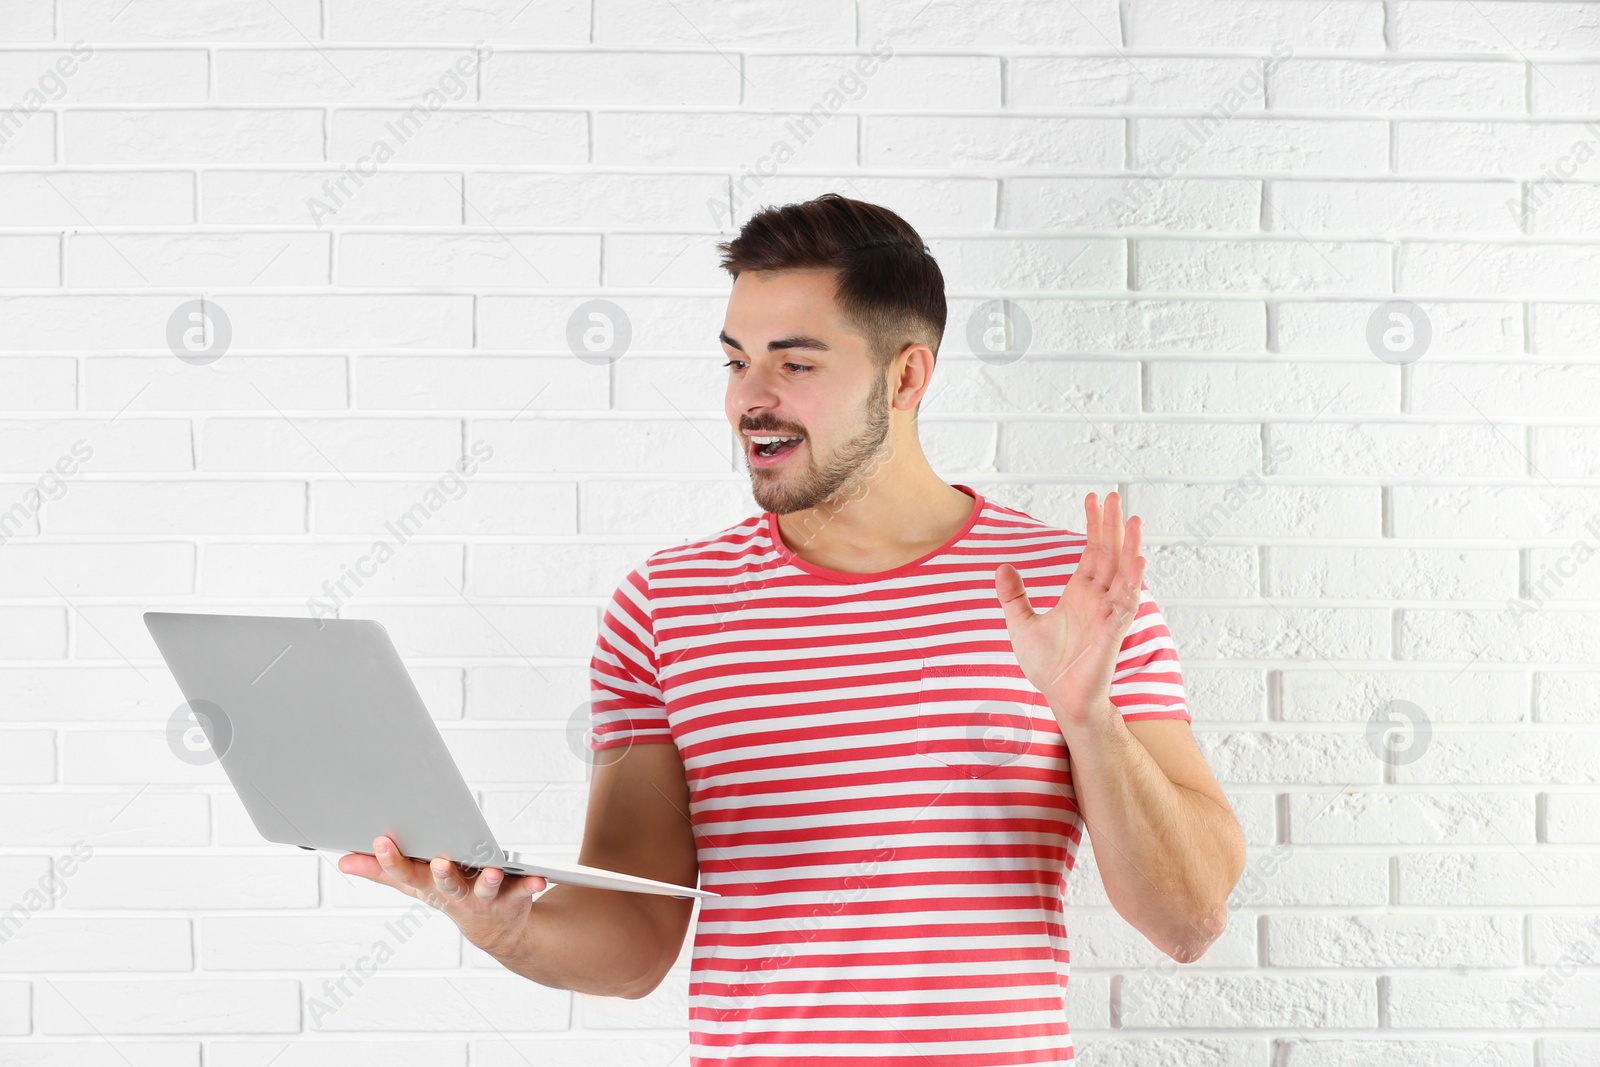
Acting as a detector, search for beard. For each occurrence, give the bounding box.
[748,367,892,517]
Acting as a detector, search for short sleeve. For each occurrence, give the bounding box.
[589,563,675,750]
[1110,579,1191,724]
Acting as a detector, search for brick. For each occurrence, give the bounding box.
[1397,852,1600,905]
[199,914,461,969]
[0,234,58,285]
[0,356,74,409]
[0,47,206,102]
[1535,671,1600,723]
[66,232,330,287]
[312,479,575,536]
[598,111,857,167]
[1281,668,1528,723]
[201,541,464,599]
[597,0,852,46]
[1120,973,1376,1027]
[747,53,999,110]
[1004,176,1258,232]
[36,978,300,1033]
[0,917,192,971]
[1400,606,1600,664]
[465,172,731,229]
[1398,121,1600,178]
[61,0,319,40]
[1394,729,1600,785]
[302,975,569,1031]
[1012,56,1262,109]
[0,0,52,40]
[869,116,1121,169]
[1389,974,1600,1028]
[1135,238,1391,293]
[85,355,349,411]
[1271,59,1524,113]
[1546,792,1600,842]
[0,171,193,225]
[1395,1,1600,52]
[1267,912,1521,966]
[1403,241,1600,299]
[1267,545,1515,600]
[330,109,587,165]
[485,51,737,105]
[1003,420,1259,478]
[63,856,318,909]
[1270,421,1523,478]
[1128,483,1380,540]
[1289,788,1535,844]
[1135,118,1388,173]
[204,169,462,226]
[329,0,587,42]
[862,0,1119,46]
[1277,300,1522,357]
[1268,179,1521,236]
[1126,0,1384,48]
[65,109,323,163]
[338,232,598,287]
[217,48,485,103]
[1198,730,1384,784]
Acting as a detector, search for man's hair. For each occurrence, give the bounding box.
[715,193,947,378]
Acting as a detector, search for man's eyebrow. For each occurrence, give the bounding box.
[718,331,831,354]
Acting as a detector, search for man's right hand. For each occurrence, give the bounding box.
[338,835,550,960]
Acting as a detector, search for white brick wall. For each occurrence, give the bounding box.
[0,0,1596,1063]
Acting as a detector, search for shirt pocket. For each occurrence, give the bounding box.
[916,650,1052,778]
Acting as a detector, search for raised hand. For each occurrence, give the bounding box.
[995,490,1147,727]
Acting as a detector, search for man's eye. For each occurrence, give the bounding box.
[721,361,811,373]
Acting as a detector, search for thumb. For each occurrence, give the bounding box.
[994,563,1037,630]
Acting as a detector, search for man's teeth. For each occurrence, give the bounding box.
[749,435,801,444]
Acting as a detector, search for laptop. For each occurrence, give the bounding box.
[143,611,716,901]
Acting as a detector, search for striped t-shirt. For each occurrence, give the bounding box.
[588,483,1191,1065]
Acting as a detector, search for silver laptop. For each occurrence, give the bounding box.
[143,611,715,901]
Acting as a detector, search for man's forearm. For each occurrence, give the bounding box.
[1053,696,1245,960]
[490,883,675,999]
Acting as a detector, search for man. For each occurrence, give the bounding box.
[342,193,1246,1064]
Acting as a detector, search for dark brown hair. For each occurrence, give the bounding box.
[716,193,947,377]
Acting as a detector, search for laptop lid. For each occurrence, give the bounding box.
[145,610,518,873]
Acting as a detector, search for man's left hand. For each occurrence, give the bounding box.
[995,490,1146,728]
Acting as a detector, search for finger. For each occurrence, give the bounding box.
[994,562,1036,629]
[338,851,382,880]
[372,835,433,896]
[472,866,506,902]
[1124,512,1142,577]
[1115,529,1147,626]
[1104,491,1125,588]
[430,855,471,904]
[1077,492,1102,586]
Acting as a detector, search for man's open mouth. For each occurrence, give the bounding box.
[748,434,803,460]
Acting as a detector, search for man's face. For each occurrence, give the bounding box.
[721,268,895,516]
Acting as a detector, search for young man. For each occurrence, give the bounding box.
[342,194,1246,1064]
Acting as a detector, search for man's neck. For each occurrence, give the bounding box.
[776,479,976,573]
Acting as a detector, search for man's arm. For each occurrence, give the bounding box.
[1055,701,1245,963]
[491,741,699,999]
[995,491,1245,963]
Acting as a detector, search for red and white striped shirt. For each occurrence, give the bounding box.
[589,484,1190,1065]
